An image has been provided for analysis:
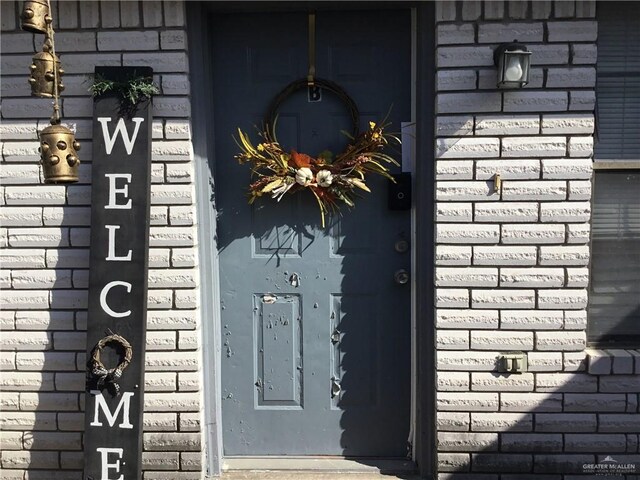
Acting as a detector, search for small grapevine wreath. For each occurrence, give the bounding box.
[235,78,400,228]
[87,334,132,397]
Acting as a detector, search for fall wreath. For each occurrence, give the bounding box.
[235,78,400,227]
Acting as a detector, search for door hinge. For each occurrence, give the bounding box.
[331,376,341,398]
[330,328,341,344]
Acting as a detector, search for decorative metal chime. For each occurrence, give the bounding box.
[21,0,50,33]
[22,0,80,183]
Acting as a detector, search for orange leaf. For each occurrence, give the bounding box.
[291,149,313,168]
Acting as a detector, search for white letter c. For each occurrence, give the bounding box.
[100,281,132,318]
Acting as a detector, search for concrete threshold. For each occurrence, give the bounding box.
[222,473,422,479]
[222,457,420,479]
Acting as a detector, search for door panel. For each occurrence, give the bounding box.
[212,9,411,456]
[255,293,302,407]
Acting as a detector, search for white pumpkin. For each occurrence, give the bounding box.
[316,170,333,187]
[295,167,313,186]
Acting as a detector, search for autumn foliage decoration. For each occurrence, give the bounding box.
[235,121,400,227]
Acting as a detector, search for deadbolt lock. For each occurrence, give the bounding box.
[394,239,410,253]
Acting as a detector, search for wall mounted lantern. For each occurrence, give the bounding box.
[494,41,532,89]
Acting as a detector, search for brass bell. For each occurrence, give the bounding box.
[21,0,52,35]
[29,49,64,98]
[39,124,80,184]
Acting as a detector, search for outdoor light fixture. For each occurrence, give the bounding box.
[494,41,532,89]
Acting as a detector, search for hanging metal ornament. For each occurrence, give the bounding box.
[21,0,52,34]
[39,124,81,183]
[29,38,65,98]
[34,0,79,184]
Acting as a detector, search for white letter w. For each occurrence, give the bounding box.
[98,117,144,155]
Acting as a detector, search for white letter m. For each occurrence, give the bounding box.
[90,391,134,429]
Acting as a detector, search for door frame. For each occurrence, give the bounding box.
[186,3,435,477]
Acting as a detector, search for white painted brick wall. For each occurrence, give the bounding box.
[501,224,566,244]
[437,69,477,91]
[470,331,534,350]
[435,267,499,287]
[436,23,475,44]
[437,92,502,113]
[540,201,591,222]
[471,372,535,391]
[436,137,501,158]
[501,310,564,330]
[500,268,565,288]
[436,116,474,136]
[434,2,606,477]
[477,22,544,43]
[541,158,592,179]
[437,309,499,329]
[436,181,501,201]
[437,203,473,223]
[475,115,540,135]
[475,159,540,179]
[501,180,567,201]
[436,245,472,265]
[471,289,536,309]
[474,202,539,222]
[437,46,495,67]
[436,288,470,308]
[436,160,474,180]
[436,224,501,244]
[473,246,537,265]
[502,136,567,157]
[1,0,620,477]
[438,392,499,411]
[0,2,203,479]
[503,91,569,112]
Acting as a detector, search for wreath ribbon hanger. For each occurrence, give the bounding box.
[307,12,316,86]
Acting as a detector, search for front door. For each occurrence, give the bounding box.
[212,8,411,457]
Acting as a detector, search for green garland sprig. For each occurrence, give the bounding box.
[89,73,159,106]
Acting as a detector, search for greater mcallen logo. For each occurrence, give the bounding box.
[583,456,638,475]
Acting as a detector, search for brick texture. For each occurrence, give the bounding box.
[0,2,203,479]
[0,1,623,479]
[434,1,603,478]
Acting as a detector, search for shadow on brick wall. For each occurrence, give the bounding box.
[437,366,640,478]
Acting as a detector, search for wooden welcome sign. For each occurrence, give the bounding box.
[84,66,152,480]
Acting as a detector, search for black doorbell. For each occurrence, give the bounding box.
[388,172,412,210]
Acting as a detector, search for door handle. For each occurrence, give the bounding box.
[394,269,410,285]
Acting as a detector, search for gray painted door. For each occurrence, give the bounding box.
[212,9,411,456]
